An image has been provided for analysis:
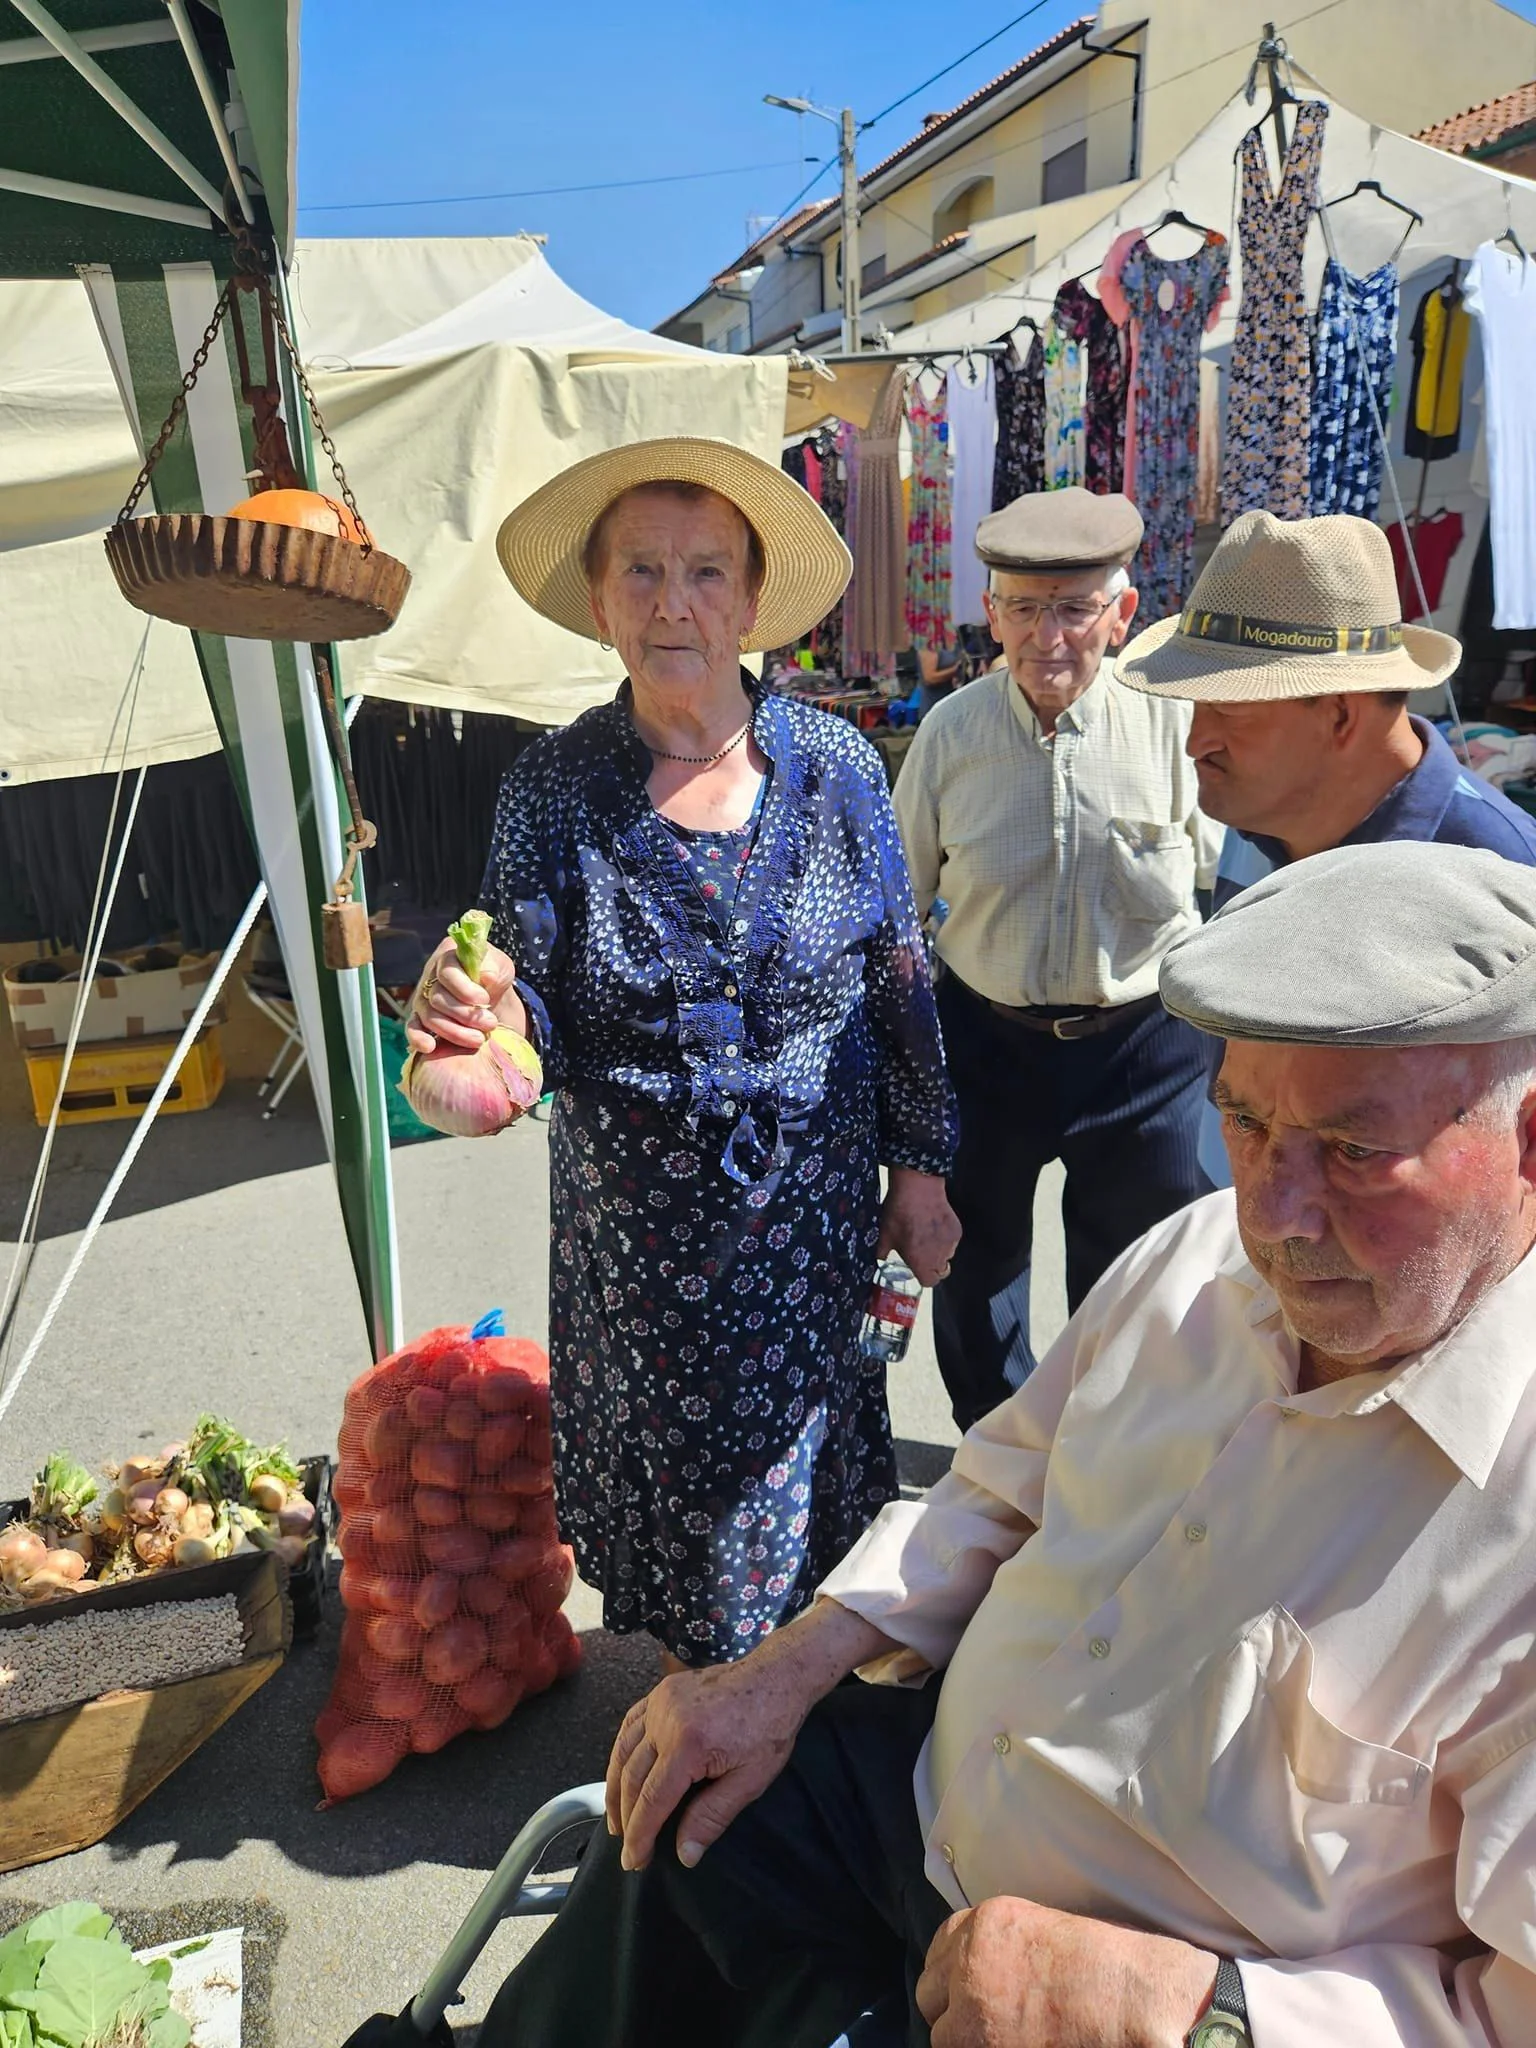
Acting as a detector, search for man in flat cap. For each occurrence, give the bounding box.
[1119,508,1536,1182]
[484,839,1536,2048]
[894,486,1223,1427]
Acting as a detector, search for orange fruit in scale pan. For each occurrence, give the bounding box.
[224,487,368,545]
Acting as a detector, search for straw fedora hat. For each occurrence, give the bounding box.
[1117,510,1460,700]
[495,436,852,652]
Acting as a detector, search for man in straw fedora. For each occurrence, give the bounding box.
[1116,509,1536,895]
[407,437,960,1672]
[483,838,1536,2048]
[1118,510,1536,1186]
[894,486,1222,1430]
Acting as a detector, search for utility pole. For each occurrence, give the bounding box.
[765,94,862,354]
[839,105,861,355]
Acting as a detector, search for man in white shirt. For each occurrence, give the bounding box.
[895,489,1222,1427]
[480,840,1536,2048]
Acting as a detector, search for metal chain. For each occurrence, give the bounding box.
[115,283,235,523]
[265,288,375,554]
[313,650,378,903]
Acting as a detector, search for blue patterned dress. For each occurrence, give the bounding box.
[1309,258,1400,518]
[478,677,955,1663]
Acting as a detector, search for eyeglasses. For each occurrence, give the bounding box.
[990,594,1119,635]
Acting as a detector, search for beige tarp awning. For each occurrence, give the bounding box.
[0,236,786,782]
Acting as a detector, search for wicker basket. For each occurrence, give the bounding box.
[105,513,411,643]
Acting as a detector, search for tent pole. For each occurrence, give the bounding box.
[5,0,227,218]
[0,877,268,1432]
[0,166,211,228]
[163,0,256,225]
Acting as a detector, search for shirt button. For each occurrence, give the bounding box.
[1278,1405,1300,1419]
[733,918,748,933]
[722,1098,736,1114]
[725,1044,739,1057]
[941,1843,956,1865]
[1185,1521,1207,1544]
[992,1733,1010,1755]
[724,983,739,998]
[1089,1636,1111,1660]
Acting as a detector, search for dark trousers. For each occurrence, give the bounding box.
[933,975,1209,1431]
[479,1681,948,2048]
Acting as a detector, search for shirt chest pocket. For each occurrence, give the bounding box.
[1106,819,1195,925]
[1124,1606,1434,1955]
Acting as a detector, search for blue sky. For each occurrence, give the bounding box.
[296,1,1536,333]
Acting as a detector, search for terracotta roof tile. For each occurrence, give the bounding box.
[1417,81,1536,156]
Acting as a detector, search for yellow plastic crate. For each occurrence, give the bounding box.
[23,1028,226,1127]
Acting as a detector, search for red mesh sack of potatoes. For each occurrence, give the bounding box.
[315,1311,579,1802]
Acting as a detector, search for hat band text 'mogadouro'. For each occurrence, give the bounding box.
[1179,609,1405,655]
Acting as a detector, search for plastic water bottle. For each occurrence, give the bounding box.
[859,1257,922,1366]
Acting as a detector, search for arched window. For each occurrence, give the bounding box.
[933,175,994,243]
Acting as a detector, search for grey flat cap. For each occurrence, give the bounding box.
[1160,841,1536,1045]
[976,488,1143,574]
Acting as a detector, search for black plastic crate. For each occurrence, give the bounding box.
[1,1453,333,1640]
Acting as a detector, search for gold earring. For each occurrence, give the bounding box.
[738,632,750,652]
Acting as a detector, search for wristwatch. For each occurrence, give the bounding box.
[1186,1957,1250,2047]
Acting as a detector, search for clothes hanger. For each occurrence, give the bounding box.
[1142,207,1220,246]
[1495,223,1529,261]
[1321,179,1422,232]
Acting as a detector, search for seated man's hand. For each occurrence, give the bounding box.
[606,1600,898,1876]
[916,1896,1217,2047]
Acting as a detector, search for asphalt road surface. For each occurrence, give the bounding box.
[0,1085,1067,2044]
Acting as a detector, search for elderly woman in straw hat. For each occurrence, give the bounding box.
[407,438,959,1668]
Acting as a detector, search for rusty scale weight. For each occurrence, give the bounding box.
[103,218,410,969]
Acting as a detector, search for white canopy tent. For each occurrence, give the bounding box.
[895,78,1536,655]
[0,235,787,782]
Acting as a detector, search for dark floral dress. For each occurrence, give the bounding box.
[1114,234,1230,621]
[479,678,955,1663]
[1221,101,1329,522]
[991,331,1046,507]
[1054,280,1128,494]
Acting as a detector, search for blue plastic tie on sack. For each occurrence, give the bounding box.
[471,1309,506,1340]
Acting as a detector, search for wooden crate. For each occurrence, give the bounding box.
[23,1027,225,1127]
[0,1550,291,1872]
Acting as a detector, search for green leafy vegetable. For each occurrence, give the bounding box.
[182,1415,300,1505]
[27,1456,96,1527]
[448,907,493,983]
[19,1935,145,2047]
[0,1904,191,2048]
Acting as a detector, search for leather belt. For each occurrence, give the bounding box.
[948,975,1161,1041]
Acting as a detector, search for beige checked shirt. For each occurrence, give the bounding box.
[893,664,1224,1008]
[820,1191,1536,2047]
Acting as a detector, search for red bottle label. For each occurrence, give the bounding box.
[870,1284,919,1330]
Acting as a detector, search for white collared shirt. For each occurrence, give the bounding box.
[893,664,1224,1008]
[820,1190,1536,2046]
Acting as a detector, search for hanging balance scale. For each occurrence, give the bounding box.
[104,241,409,971]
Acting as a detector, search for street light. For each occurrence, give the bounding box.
[764,93,861,354]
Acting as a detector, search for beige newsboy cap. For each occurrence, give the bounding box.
[1160,841,1536,1046]
[975,488,1143,574]
[1118,510,1461,700]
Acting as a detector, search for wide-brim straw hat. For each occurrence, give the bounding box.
[1117,510,1460,700]
[495,436,852,652]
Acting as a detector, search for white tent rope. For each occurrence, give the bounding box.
[0,876,269,1438]
[0,621,151,1376]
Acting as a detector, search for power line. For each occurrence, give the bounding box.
[298,156,814,215]
[860,0,1061,133]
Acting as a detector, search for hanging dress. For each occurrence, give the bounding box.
[991,331,1045,508]
[1463,240,1536,630]
[946,358,997,626]
[905,378,953,652]
[1113,234,1230,623]
[1308,257,1400,518]
[1053,279,1127,493]
[1042,316,1087,489]
[1221,101,1329,521]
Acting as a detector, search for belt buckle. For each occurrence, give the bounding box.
[1051,1012,1091,1040]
